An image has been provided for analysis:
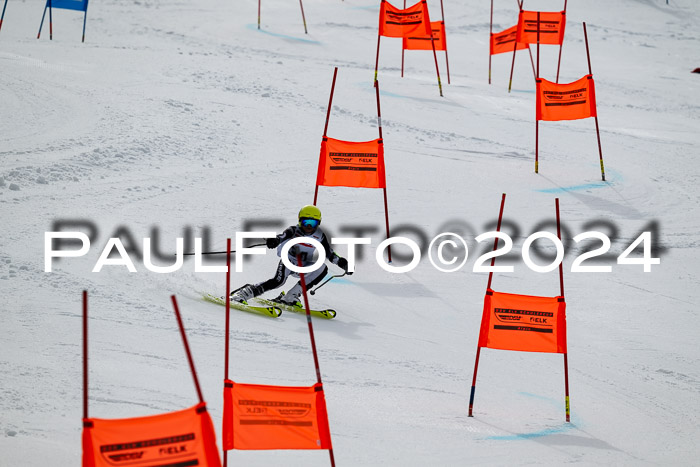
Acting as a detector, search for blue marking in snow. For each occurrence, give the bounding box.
[485,392,576,440]
[486,423,573,441]
[536,181,608,193]
[327,277,351,285]
[536,168,621,193]
[247,24,322,44]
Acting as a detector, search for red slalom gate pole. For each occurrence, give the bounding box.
[583,22,606,181]
[486,193,507,291]
[555,199,564,298]
[0,0,8,33]
[323,67,338,137]
[224,238,232,382]
[488,0,493,84]
[315,67,338,206]
[508,2,524,92]
[535,11,540,173]
[223,238,232,466]
[439,0,450,84]
[257,0,261,29]
[556,0,567,83]
[555,198,570,423]
[374,34,381,84]
[83,290,89,422]
[470,193,506,417]
[299,0,308,34]
[468,347,481,417]
[429,36,444,96]
[401,0,406,78]
[375,80,392,263]
[296,255,336,467]
[443,23,451,85]
[171,296,205,405]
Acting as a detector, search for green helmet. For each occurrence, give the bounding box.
[298,205,322,228]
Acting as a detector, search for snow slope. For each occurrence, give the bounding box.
[1,0,699,465]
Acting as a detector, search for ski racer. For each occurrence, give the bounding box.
[230,205,351,307]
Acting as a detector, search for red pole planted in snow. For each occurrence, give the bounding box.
[471,193,506,417]
[297,255,323,383]
[508,2,524,92]
[299,0,308,34]
[49,0,53,40]
[323,67,338,137]
[528,47,536,79]
[0,0,8,33]
[429,37,443,96]
[426,2,444,96]
[488,0,493,84]
[375,80,392,263]
[564,353,571,422]
[555,199,564,297]
[401,0,406,78]
[468,347,481,417]
[296,255,336,466]
[374,34,382,84]
[440,1,450,84]
[316,67,338,206]
[374,1,383,85]
[556,0,567,83]
[83,290,88,421]
[258,0,261,29]
[583,22,606,181]
[171,296,205,405]
[442,22,451,84]
[555,198,570,422]
[485,193,507,291]
[224,238,231,381]
[535,11,540,173]
[223,239,231,466]
[535,114,539,173]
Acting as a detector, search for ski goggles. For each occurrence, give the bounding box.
[300,218,320,228]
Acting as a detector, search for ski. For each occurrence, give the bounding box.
[253,297,337,320]
[202,293,282,318]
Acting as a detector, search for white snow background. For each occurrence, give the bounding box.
[1,0,699,465]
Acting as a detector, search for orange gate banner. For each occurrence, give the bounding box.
[223,380,332,451]
[82,403,221,467]
[490,25,529,55]
[516,10,566,45]
[478,290,567,353]
[379,0,432,38]
[536,75,597,121]
[316,137,386,189]
[403,21,446,51]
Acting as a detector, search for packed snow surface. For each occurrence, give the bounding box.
[1,0,699,465]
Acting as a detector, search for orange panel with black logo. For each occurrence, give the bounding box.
[536,75,597,121]
[478,290,567,353]
[379,0,432,38]
[516,10,566,45]
[316,137,386,189]
[222,380,333,451]
[490,25,529,55]
[82,402,221,467]
[403,21,446,51]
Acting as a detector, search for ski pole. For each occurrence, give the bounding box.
[310,272,347,295]
[182,243,266,256]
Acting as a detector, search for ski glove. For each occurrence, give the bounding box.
[337,257,352,274]
[266,237,281,248]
